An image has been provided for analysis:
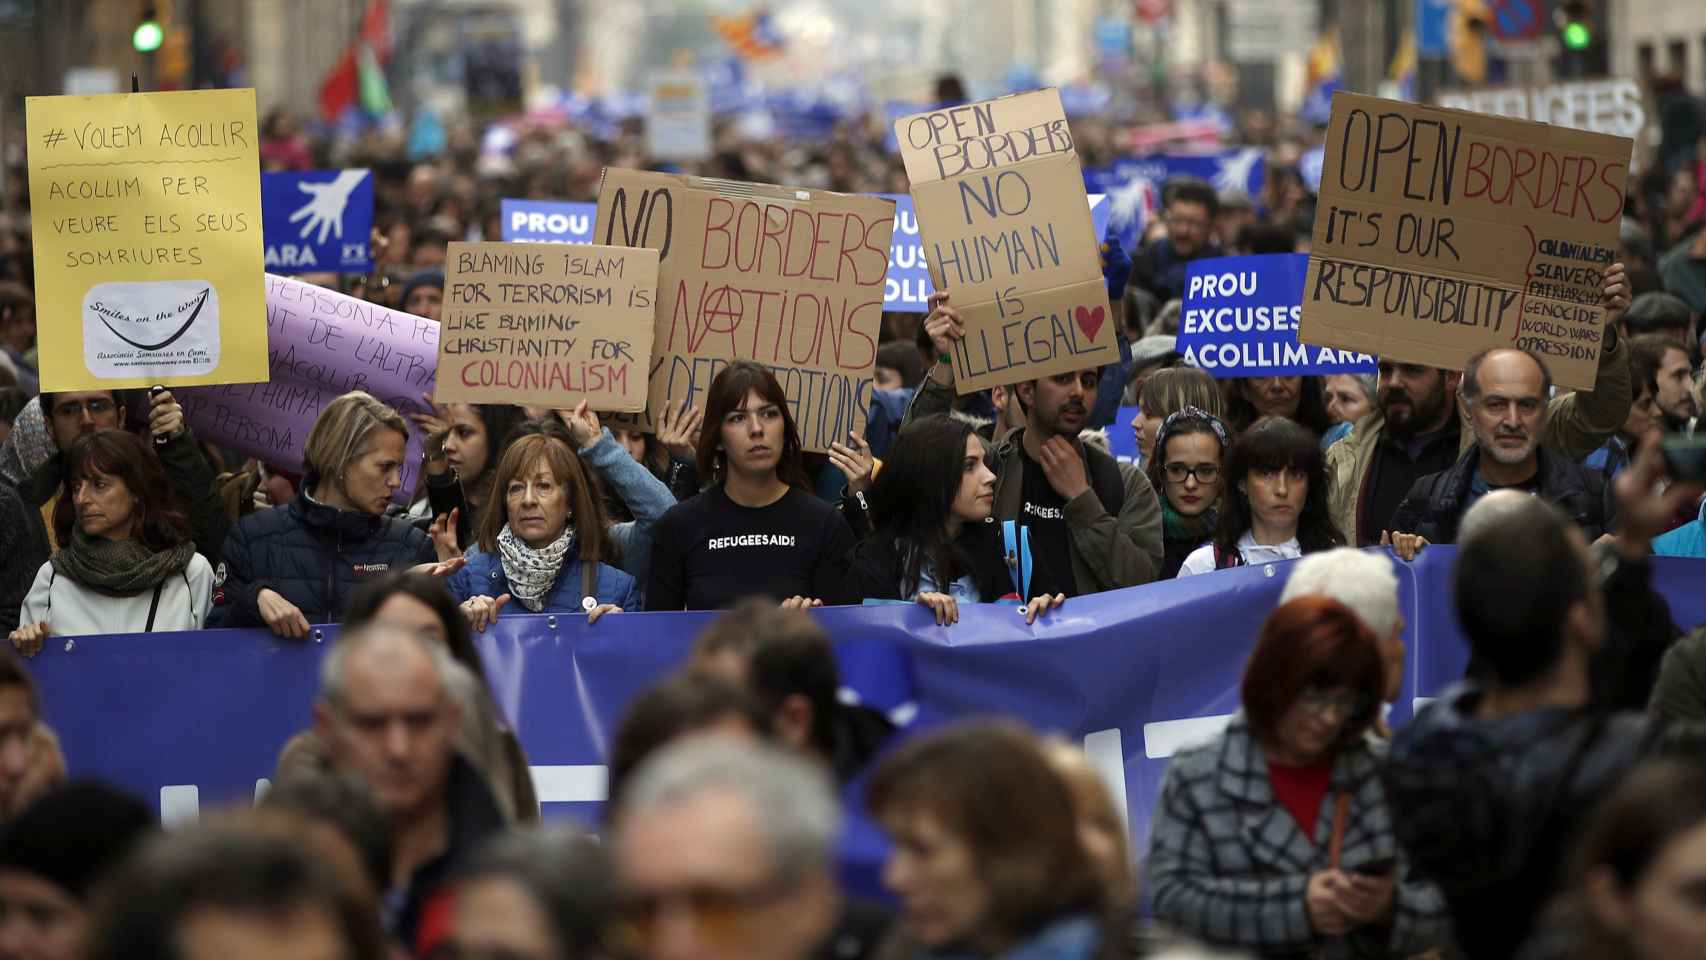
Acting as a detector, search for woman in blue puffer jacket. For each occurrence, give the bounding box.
[448,431,639,630]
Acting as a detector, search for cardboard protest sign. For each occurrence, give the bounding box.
[435,242,659,412]
[1436,79,1644,139]
[1178,254,1375,377]
[593,169,894,453]
[1299,92,1631,390]
[881,192,1110,312]
[26,88,267,391]
[262,169,373,273]
[501,199,597,244]
[179,275,438,501]
[895,89,1116,393]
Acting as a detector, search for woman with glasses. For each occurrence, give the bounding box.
[1147,596,1449,957]
[1145,408,1230,580]
[1177,417,1344,576]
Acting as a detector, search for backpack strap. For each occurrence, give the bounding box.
[143,582,165,633]
[1214,543,1245,570]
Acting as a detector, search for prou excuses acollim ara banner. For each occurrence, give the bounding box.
[1177,253,1376,377]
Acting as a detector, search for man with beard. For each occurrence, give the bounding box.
[905,296,1165,595]
[1587,335,1695,482]
[1325,264,1634,545]
[1389,347,1616,545]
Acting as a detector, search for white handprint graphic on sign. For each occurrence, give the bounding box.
[288,170,368,245]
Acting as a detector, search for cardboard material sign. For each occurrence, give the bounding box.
[1179,254,1376,377]
[882,192,1111,312]
[26,88,267,391]
[895,89,1116,393]
[436,242,659,412]
[593,169,894,453]
[1299,92,1630,390]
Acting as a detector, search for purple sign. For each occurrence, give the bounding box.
[180,275,440,499]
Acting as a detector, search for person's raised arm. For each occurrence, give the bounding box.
[901,292,965,429]
[150,389,231,566]
[1543,262,1634,461]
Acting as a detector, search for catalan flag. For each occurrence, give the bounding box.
[712,10,784,61]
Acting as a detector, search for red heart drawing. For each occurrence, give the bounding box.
[1074,305,1105,342]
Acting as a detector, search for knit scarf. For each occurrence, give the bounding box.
[1162,498,1218,544]
[496,524,573,612]
[50,528,194,596]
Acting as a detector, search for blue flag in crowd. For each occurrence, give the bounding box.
[1177,253,1376,377]
[262,170,374,273]
[499,198,598,244]
[1083,150,1265,253]
[880,193,1111,312]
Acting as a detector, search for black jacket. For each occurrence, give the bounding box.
[1383,686,1650,960]
[213,493,435,628]
[843,520,1013,604]
[0,481,48,635]
[1390,445,1615,544]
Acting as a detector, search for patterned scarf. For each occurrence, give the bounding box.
[51,527,195,596]
[0,397,55,489]
[496,524,573,612]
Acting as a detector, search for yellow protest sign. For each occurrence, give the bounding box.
[26,88,267,392]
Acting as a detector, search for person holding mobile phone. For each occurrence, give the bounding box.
[1148,596,1449,957]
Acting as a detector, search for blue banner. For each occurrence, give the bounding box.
[1178,253,1377,378]
[881,193,1110,312]
[32,553,1706,884]
[1416,0,1452,57]
[262,170,373,274]
[498,199,598,244]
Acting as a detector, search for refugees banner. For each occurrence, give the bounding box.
[31,550,1706,871]
[896,90,1116,392]
[261,170,373,273]
[179,274,438,497]
[500,199,598,244]
[1299,92,1632,390]
[1435,79,1645,139]
[1178,253,1376,377]
[26,88,268,391]
[881,192,1112,312]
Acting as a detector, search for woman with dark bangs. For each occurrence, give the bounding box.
[1177,417,1343,576]
[9,429,213,653]
[1147,597,1449,957]
[645,361,856,611]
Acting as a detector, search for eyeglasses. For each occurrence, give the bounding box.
[1298,686,1369,716]
[1163,462,1220,484]
[618,877,792,947]
[53,398,114,419]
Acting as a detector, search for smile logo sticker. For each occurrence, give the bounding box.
[82,280,221,380]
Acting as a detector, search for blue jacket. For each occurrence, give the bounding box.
[573,430,677,587]
[447,546,640,615]
[1654,499,1706,558]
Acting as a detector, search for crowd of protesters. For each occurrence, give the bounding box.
[0,63,1700,960]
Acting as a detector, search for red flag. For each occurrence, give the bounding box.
[318,0,391,121]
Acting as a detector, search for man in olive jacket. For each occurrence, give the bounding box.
[903,293,1164,596]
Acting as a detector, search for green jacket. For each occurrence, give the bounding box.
[1325,333,1633,545]
[904,376,1165,593]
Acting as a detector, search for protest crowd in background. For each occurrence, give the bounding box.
[4,20,1706,960]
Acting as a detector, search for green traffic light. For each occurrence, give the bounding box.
[133,19,164,53]
[1562,21,1591,50]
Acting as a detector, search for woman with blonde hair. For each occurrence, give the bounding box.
[1129,368,1223,468]
[216,391,453,637]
